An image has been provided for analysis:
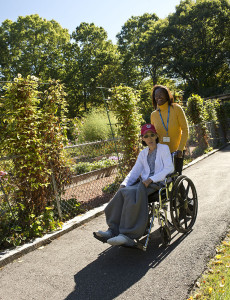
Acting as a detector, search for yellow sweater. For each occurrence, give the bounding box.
[150,102,189,153]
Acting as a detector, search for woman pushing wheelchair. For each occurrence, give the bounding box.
[94,123,174,247]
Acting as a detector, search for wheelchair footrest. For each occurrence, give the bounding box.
[121,241,145,251]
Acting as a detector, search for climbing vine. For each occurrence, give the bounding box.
[186,94,209,151]
[1,75,71,216]
[213,99,229,143]
[110,85,144,178]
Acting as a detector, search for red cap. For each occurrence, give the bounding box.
[141,124,157,136]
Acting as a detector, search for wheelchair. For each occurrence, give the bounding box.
[136,169,198,251]
[94,155,198,251]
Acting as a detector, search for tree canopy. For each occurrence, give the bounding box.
[166,0,230,97]
[0,0,229,117]
[0,14,70,81]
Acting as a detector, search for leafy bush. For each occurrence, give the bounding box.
[54,198,85,221]
[102,182,120,194]
[1,75,71,215]
[110,86,144,178]
[214,100,229,143]
[204,99,218,122]
[186,94,209,150]
[223,101,230,118]
[65,139,123,162]
[78,108,118,142]
[72,157,118,175]
[0,202,63,249]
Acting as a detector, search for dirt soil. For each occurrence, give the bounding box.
[64,174,117,211]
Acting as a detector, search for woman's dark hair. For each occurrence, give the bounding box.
[141,136,159,146]
[151,85,174,110]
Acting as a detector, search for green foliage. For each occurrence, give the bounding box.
[102,182,120,194]
[117,13,159,86]
[78,108,118,142]
[0,202,62,249]
[54,198,85,221]
[165,0,230,97]
[214,99,229,142]
[0,14,70,81]
[110,85,144,177]
[138,79,154,123]
[189,234,230,300]
[64,22,122,117]
[65,140,123,166]
[67,117,84,143]
[1,7,229,117]
[223,101,230,118]
[1,75,71,215]
[186,94,209,149]
[72,157,117,175]
[203,99,218,122]
[137,18,170,85]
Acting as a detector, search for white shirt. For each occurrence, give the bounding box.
[121,143,174,186]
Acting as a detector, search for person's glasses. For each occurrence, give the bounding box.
[143,133,156,139]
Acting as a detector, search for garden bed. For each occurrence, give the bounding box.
[68,165,117,187]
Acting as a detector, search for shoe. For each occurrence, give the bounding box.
[107,234,136,247]
[95,229,113,239]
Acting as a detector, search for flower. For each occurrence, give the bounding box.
[109,156,118,161]
[0,171,8,181]
[222,241,230,246]
[214,260,223,265]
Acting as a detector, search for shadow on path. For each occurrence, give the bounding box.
[65,228,191,300]
[218,143,230,152]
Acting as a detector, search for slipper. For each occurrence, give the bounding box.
[107,234,136,247]
[95,229,113,239]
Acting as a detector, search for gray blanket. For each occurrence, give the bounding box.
[105,181,161,239]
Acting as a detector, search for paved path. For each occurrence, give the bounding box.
[0,145,230,300]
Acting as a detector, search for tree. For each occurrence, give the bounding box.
[0,14,70,81]
[64,22,122,117]
[116,13,159,87]
[166,0,230,97]
[137,18,171,85]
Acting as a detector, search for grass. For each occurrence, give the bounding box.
[188,229,230,299]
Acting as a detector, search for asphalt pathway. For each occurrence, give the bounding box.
[0,145,230,300]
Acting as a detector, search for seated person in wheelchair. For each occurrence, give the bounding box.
[94,124,174,247]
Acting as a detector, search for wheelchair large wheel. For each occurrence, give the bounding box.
[170,175,198,233]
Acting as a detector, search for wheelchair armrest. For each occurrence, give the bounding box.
[166,172,178,179]
[165,172,179,185]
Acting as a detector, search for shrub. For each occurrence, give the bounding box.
[186,94,209,150]
[54,198,85,221]
[1,75,71,225]
[78,108,117,142]
[214,100,229,143]
[110,85,144,178]
[0,202,63,249]
[204,99,218,122]
[72,157,117,175]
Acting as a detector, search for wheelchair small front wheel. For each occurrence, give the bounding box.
[160,225,171,246]
[170,175,198,233]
